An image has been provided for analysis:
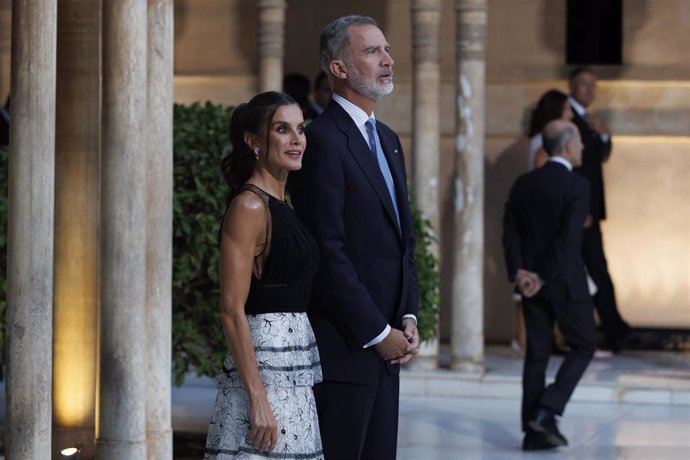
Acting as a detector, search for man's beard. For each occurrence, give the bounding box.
[348,65,394,102]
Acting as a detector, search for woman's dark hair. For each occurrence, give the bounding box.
[528,89,568,137]
[221,91,297,192]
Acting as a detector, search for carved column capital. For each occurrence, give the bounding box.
[456,0,487,61]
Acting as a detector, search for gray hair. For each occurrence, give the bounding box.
[542,123,578,157]
[319,15,378,82]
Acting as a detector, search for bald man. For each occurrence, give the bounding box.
[503,120,596,451]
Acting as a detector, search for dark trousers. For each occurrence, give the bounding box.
[521,282,596,430]
[314,367,399,460]
[582,222,631,345]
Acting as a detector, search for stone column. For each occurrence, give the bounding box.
[98,1,148,458]
[0,0,10,102]
[410,0,442,370]
[450,0,487,372]
[256,0,286,92]
[5,0,56,458]
[145,1,173,458]
[52,1,101,458]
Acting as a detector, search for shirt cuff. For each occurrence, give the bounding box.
[402,314,417,325]
[363,324,391,348]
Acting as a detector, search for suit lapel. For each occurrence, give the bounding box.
[328,103,402,238]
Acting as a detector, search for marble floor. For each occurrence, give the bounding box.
[397,395,690,460]
[170,346,690,459]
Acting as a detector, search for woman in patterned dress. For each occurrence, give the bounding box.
[205,91,323,459]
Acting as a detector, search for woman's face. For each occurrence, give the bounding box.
[561,101,573,121]
[261,104,306,172]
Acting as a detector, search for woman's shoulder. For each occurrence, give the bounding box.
[223,188,269,233]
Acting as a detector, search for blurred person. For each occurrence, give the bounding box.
[512,89,574,356]
[503,120,596,451]
[283,72,319,121]
[204,91,323,459]
[312,71,331,115]
[568,67,634,352]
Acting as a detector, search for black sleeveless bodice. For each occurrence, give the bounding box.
[227,184,319,314]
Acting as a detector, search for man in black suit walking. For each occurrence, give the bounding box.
[290,15,420,460]
[568,67,632,351]
[503,119,596,451]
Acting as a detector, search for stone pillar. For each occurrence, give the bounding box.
[256,0,286,92]
[145,1,173,458]
[5,0,56,458]
[450,0,487,372]
[98,1,148,458]
[52,1,101,458]
[0,0,10,102]
[410,0,442,370]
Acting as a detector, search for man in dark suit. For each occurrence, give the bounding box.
[290,15,420,460]
[568,67,632,351]
[503,120,596,451]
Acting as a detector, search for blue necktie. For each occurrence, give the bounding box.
[365,118,400,229]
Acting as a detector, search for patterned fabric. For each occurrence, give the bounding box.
[204,314,323,459]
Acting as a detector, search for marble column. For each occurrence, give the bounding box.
[145,1,173,458]
[98,1,148,458]
[256,0,286,92]
[0,0,10,102]
[52,1,101,458]
[410,0,442,369]
[450,0,487,372]
[5,0,56,458]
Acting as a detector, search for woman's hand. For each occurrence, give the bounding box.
[248,395,278,452]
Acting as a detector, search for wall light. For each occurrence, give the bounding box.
[60,447,81,459]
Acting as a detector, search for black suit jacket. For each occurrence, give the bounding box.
[290,100,419,384]
[570,108,612,221]
[503,161,591,301]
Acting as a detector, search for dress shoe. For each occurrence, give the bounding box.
[522,429,560,451]
[527,407,568,447]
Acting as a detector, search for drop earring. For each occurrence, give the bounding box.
[253,147,259,159]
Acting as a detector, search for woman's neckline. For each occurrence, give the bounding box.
[245,182,287,204]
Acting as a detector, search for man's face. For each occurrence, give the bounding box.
[569,71,597,108]
[344,24,394,101]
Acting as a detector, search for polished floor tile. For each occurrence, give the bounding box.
[398,395,690,460]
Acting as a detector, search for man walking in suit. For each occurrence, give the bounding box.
[503,120,596,451]
[568,67,633,351]
[290,15,420,460]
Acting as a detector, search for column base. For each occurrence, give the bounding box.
[450,357,485,374]
[406,337,439,370]
[53,426,95,459]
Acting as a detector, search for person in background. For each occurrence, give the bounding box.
[568,67,635,352]
[204,91,323,460]
[283,72,319,121]
[503,119,596,451]
[512,89,574,356]
[0,96,9,147]
[311,71,332,115]
[290,15,420,460]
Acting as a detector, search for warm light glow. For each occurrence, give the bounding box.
[53,146,100,427]
[603,138,690,328]
[61,447,79,456]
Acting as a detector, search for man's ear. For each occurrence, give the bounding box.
[329,60,347,80]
